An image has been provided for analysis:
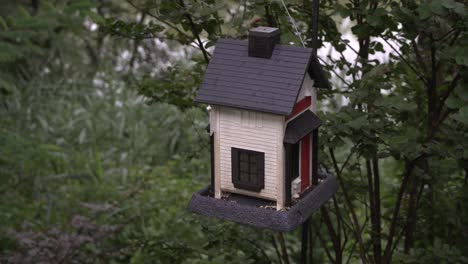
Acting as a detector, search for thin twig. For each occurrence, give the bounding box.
[321,206,340,257]
[345,240,358,264]
[438,71,461,112]
[277,233,291,264]
[332,196,343,242]
[124,0,191,40]
[245,238,272,263]
[314,224,336,263]
[329,148,370,264]
[271,235,283,264]
[380,35,428,85]
[411,38,428,73]
[382,161,415,264]
[339,151,355,175]
[177,0,210,63]
[318,57,352,87]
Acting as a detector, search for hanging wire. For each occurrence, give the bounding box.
[279,0,306,47]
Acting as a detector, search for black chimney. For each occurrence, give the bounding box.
[248,27,280,59]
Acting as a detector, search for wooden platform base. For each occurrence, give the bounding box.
[187,173,338,232]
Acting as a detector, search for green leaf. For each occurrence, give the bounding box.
[455,83,468,101]
[452,3,467,15]
[445,46,468,66]
[92,143,103,182]
[87,11,104,24]
[456,106,468,125]
[41,144,63,152]
[64,0,93,16]
[351,24,371,38]
[0,77,14,95]
[441,0,457,9]
[0,17,8,30]
[418,4,432,19]
[41,1,57,12]
[430,1,445,14]
[335,3,351,17]
[347,115,367,129]
[335,43,346,52]
[197,3,226,16]
[204,41,215,49]
[16,6,31,17]
[394,100,417,111]
[446,96,465,109]
[374,42,384,52]
[367,8,387,27]
[441,0,466,15]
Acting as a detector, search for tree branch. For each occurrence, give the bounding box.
[129,13,147,71]
[411,39,428,74]
[427,33,438,132]
[329,148,370,264]
[366,159,378,263]
[372,157,382,263]
[32,0,39,15]
[124,0,192,41]
[314,223,336,263]
[177,0,210,63]
[321,206,341,255]
[380,35,428,85]
[277,233,291,264]
[382,161,415,264]
[271,235,284,264]
[318,57,352,88]
[438,71,461,112]
[332,196,343,242]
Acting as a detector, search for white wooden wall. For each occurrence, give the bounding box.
[297,73,317,113]
[210,106,285,201]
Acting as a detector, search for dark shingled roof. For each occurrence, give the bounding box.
[196,39,330,116]
[284,110,322,144]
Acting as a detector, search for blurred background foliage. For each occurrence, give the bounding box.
[0,0,467,263]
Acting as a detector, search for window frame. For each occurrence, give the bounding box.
[231,147,265,192]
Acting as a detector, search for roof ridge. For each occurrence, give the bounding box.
[217,38,313,53]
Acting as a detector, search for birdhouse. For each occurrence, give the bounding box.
[188,27,337,232]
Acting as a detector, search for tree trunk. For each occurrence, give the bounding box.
[372,157,382,263]
[32,0,39,15]
[404,170,419,253]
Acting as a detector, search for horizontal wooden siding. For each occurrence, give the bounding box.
[218,106,283,200]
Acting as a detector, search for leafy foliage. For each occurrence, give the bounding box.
[1,0,467,263]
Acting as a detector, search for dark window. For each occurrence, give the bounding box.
[285,142,300,206]
[210,133,215,189]
[231,148,265,192]
[312,129,319,185]
[291,143,300,180]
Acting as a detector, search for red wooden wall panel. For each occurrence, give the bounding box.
[286,96,311,121]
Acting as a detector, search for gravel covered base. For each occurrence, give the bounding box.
[187,173,338,232]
